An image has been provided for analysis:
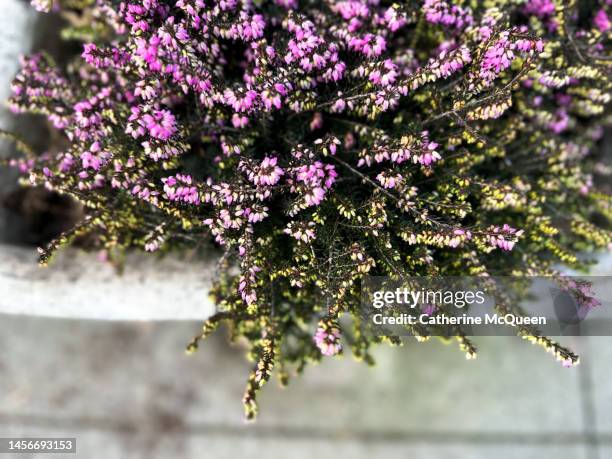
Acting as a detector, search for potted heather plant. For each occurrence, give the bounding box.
[3,0,611,419]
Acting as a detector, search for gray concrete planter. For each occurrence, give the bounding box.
[0,243,216,320]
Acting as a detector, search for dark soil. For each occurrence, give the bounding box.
[1,9,82,246]
[2,187,83,246]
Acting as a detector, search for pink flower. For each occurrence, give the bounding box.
[30,0,57,12]
[523,0,555,18]
[486,224,524,251]
[142,110,177,141]
[232,114,249,128]
[284,221,316,242]
[376,172,402,189]
[548,109,570,134]
[594,9,611,32]
[314,320,342,356]
[423,0,473,29]
[332,98,347,112]
[384,6,407,32]
[479,33,514,85]
[255,157,284,186]
[348,34,386,57]
[223,88,258,113]
[162,174,200,205]
[293,162,337,206]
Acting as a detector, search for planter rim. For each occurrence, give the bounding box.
[2,242,612,320]
[0,243,216,321]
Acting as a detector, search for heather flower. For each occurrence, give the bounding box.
[144,224,167,252]
[232,114,249,128]
[223,88,259,113]
[331,97,347,113]
[423,0,473,30]
[376,172,403,189]
[8,158,35,174]
[284,221,316,242]
[127,108,178,141]
[594,9,611,32]
[486,225,524,251]
[539,71,570,88]
[30,0,56,12]
[548,109,570,134]
[309,112,323,131]
[466,95,512,120]
[292,162,337,207]
[229,12,266,41]
[523,0,556,18]
[421,303,437,316]
[348,33,386,57]
[162,174,200,205]
[358,131,440,167]
[479,32,515,85]
[239,264,261,305]
[242,156,284,186]
[368,60,398,87]
[430,46,472,79]
[314,319,342,356]
[384,5,408,32]
[557,276,602,313]
[275,0,297,9]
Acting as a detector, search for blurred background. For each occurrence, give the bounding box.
[1,1,611,458]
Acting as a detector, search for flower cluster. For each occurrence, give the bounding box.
[486,224,524,252]
[314,319,343,356]
[556,276,602,313]
[423,0,473,30]
[6,0,612,419]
